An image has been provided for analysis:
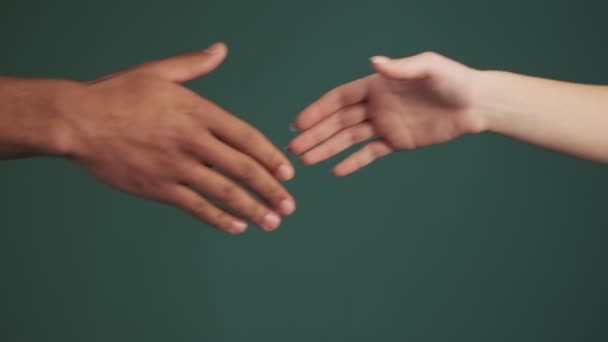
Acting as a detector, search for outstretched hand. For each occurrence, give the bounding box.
[288,52,486,176]
[63,43,295,234]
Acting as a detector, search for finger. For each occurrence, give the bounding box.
[167,185,248,235]
[292,75,373,131]
[183,165,283,232]
[300,122,375,166]
[194,137,296,217]
[370,52,440,81]
[288,104,368,155]
[136,42,228,83]
[332,140,393,177]
[208,111,295,181]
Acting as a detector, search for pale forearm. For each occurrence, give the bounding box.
[476,71,608,163]
[0,77,80,159]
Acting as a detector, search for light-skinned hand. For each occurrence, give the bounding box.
[288,52,486,176]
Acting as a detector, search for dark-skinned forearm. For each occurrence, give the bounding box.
[0,77,81,159]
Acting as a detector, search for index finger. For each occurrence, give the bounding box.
[292,75,374,131]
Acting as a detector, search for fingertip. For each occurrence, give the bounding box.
[203,42,228,55]
[370,55,391,65]
[292,108,316,132]
[331,166,348,177]
[275,163,295,181]
[278,198,296,216]
[286,140,303,155]
[228,220,248,235]
[292,118,309,132]
[370,56,396,76]
[285,146,294,156]
[260,212,281,232]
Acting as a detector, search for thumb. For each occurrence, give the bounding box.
[137,42,228,83]
[370,52,438,80]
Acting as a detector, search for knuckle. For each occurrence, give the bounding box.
[311,101,327,119]
[183,103,209,124]
[150,186,174,204]
[349,127,368,143]
[326,145,339,157]
[419,51,444,75]
[247,202,267,222]
[337,111,353,127]
[191,199,209,218]
[241,126,263,143]
[420,51,440,60]
[371,146,385,158]
[133,62,159,77]
[214,209,228,223]
[176,162,196,178]
[182,139,205,155]
[266,152,284,169]
[177,131,208,154]
[237,161,259,181]
[341,106,365,126]
[310,129,325,143]
[391,138,415,150]
[220,184,242,204]
[321,88,343,108]
[264,182,285,199]
[349,132,360,144]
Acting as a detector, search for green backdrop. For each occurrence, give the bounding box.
[1,0,607,341]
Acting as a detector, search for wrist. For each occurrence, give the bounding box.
[40,79,87,158]
[469,70,513,135]
[0,78,85,158]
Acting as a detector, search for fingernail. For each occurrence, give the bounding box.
[261,213,281,231]
[370,56,391,64]
[231,220,248,234]
[276,163,295,180]
[279,199,296,216]
[204,42,225,54]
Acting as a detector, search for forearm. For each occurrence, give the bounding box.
[0,77,80,159]
[475,71,608,163]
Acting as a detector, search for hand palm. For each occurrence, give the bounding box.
[289,52,480,176]
[367,72,472,150]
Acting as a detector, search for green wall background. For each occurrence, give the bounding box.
[1,0,607,341]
